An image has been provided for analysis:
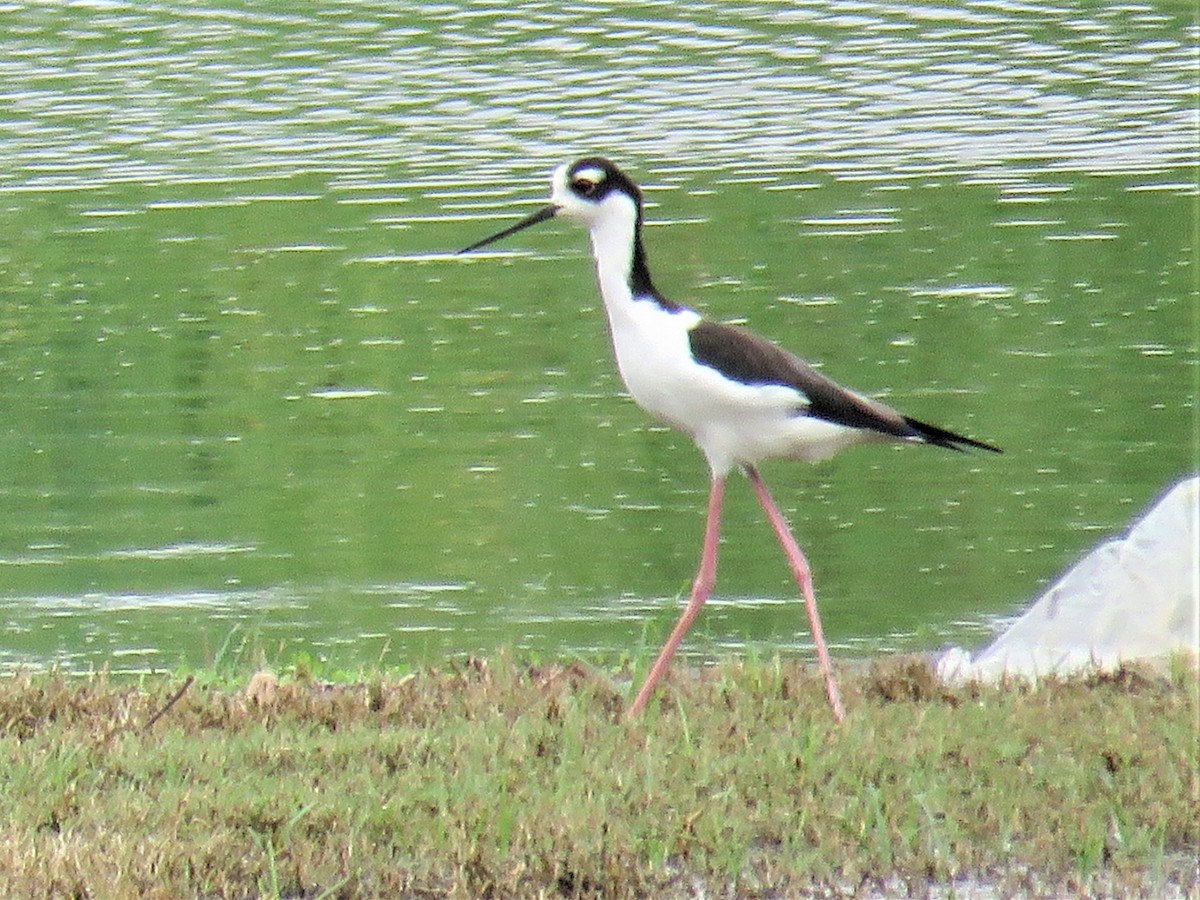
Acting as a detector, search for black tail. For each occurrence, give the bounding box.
[903,416,1002,454]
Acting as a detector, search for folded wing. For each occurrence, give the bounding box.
[687,320,1000,453]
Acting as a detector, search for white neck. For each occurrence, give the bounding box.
[584,195,641,320]
[591,223,635,307]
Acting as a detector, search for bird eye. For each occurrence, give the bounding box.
[572,178,597,197]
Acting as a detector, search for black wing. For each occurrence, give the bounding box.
[687,320,1000,453]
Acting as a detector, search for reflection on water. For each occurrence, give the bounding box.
[0,1,1195,673]
[3,3,1192,191]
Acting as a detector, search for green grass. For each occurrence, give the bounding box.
[0,654,1195,898]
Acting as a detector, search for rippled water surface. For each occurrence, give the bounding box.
[0,2,1195,672]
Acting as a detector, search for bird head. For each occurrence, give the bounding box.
[459,156,641,253]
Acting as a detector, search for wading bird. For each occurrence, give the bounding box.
[460,157,1000,722]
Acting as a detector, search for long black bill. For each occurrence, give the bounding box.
[459,203,559,254]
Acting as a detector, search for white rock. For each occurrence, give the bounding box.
[938,475,1200,682]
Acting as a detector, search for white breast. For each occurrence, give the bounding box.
[603,296,865,475]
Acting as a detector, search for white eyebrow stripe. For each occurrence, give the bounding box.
[572,166,606,184]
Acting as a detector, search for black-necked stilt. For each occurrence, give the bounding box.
[461,157,1000,722]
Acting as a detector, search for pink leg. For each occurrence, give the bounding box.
[627,476,725,718]
[746,466,846,723]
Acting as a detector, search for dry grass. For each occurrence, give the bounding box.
[0,655,1196,898]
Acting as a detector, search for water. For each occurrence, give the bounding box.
[0,1,1195,673]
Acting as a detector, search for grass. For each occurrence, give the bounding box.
[0,654,1196,898]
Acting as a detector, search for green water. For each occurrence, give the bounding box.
[0,2,1195,672]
